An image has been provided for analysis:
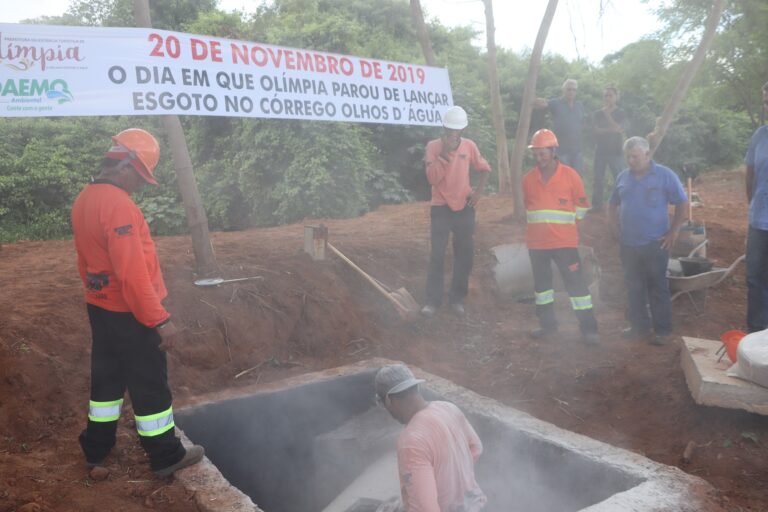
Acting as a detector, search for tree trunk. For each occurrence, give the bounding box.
[483,0,511,194]
[648,0,726,156]
[132,0,218,277]
[509,0,559,218]
[409,0,437,66]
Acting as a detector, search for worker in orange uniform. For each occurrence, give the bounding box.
[375,364,486,512]
[71,129,204,478]
[523,129,600,344]
[422,106,491,317]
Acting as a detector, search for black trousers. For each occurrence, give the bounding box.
[529,248,598,333]
[80,304,185,471]
[425,205,475,306]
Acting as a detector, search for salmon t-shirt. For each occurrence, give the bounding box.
[425,138,491,212]
[397,401,486,512]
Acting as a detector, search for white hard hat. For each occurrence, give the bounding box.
[443,106,468,130]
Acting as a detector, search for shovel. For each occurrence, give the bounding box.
[327,243,420,322]
[194,276,263,287]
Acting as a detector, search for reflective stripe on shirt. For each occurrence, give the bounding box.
[526,209,576,225]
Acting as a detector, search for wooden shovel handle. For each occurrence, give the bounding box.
[327,243,392,299]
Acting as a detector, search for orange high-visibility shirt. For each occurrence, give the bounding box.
[71,181,170,328]
[425,138,491,212]
[523,162,590,250]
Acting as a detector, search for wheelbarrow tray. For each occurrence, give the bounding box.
[668,254,745,296]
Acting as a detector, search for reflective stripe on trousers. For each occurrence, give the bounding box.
[88,398,124,422]
[135,406,175,437]
[535,289,555,305]
[570,294,594,310]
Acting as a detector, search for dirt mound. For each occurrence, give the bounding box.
[1,169,766,511]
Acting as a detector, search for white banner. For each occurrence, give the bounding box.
[0,24,453,126]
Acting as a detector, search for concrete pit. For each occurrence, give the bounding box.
[175,359,723,512]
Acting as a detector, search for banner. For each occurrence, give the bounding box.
[0,24,453,126]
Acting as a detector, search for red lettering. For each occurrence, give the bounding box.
[191,38,208,60]
[314,53,327,73]
[267,47,282,67]
[284,48,295,69]
[231,43,249,64]
[251,46,268,66]
[210,41,222,62]
[296,51,314,71]
[327,55,339,74]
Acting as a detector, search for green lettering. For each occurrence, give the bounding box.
[29,80,49,96]
[2,80,18,96]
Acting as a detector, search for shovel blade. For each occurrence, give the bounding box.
[390,288,421,322]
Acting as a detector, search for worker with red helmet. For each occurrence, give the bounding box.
[523,129,599,344]
[71,129,204,478]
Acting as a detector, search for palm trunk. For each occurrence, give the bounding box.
[649,0,726,156]
[483,0,511,194]
[509,0,559,218]
[409,0,437,66]
[132,0,218,276]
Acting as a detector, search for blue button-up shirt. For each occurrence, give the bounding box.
[609,161,688,246]
[745,125,768,230]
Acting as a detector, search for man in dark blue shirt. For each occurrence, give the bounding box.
[535,78,585,174]
[591,86,628,211]
[744,81,768,332]
[608,137,688,345]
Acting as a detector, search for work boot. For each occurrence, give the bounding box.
[582,332,601,345]
[154,445,205,478]
[621,327,650,341]
[530,327,558,341]
[420,304,437,318]
[650,334,673,346]
[450,302,465,317]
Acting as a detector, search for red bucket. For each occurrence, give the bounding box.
[720,330,746,363]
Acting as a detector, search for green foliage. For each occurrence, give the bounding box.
[138,194,187,235]
[5,0,767,242]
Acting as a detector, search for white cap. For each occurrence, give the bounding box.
[375,364,425,398]
[443,106,468,130]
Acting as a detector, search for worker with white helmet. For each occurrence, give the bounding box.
[421,105,492,317]
[71,129,204,479]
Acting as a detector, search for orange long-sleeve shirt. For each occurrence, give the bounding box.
[71,181,170,328]
[425,138,491,212]
[522,162,590,250]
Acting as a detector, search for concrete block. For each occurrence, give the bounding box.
[680,337,768,415]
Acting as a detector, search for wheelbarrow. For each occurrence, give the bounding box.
[667,253,745,313]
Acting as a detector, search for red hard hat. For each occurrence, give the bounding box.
[528,129,559,149]
[106,129,160,185]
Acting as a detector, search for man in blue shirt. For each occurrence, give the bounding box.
[744,81,768,332]
[535,78,586,174]
[608,137,688,345]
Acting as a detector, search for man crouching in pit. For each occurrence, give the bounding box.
[374,364,486,512]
